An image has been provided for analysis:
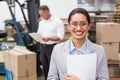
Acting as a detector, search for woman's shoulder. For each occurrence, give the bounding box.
[91,42,106,57]
[54,41,67,49]
[93,42,104,49]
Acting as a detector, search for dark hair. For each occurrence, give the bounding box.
[68,8,90,25]
[38,5,49,11]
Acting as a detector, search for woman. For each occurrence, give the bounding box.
[47,8,109,80]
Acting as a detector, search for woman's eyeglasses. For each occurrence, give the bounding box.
[70,21,88,29]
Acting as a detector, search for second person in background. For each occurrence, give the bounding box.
[37,5,65,80]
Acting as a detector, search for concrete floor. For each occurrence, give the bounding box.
[0,65,120,80]
[110,78,120,80]
[0,75,120,80]
[0,75,44,80]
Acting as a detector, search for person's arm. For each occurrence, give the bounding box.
[47,47,59,80]
[97,47,109,80]
[42,36,60,42]
[42,19,65,42]
[56,19,65,41]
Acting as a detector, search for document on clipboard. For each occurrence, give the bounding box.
[67,54,96,80]
[29,33,43,42]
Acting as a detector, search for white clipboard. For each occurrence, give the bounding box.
[29,33,42,42]
[67,54,96,80]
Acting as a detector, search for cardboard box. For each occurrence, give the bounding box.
[64,32,71,40]
[119,54,120,61]
[13,46,27,50]
[101,42,119,60]
[96,22,120,43]
[109,66,120,77]
[4,46,36,77]
[14,74,37,80]
[0,51,4,62]
[64,24,69,32]
[6,26,16,37]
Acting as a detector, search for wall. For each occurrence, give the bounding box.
[0,1,12,30]
[0,0,28,30]
[0,0,28,21]
[0,0,77,30]
[40,0,77,18]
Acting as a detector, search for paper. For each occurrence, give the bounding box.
[67,54,96,80]
[29,33,43,42]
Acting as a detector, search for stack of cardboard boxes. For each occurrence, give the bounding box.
[96,22,120,60]
[113,1,120,24]
[61,18,71,42]
[96,22,120,77]
[4,46,37,80]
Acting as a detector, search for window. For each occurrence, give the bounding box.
[78,0,115,11]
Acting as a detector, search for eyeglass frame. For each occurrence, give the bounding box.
[69,21,89,29]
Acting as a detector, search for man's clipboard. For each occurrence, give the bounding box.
[29,33,42,42]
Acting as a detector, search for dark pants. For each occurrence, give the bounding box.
[40,43,56,80]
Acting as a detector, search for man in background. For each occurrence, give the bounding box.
[37,5,65,80]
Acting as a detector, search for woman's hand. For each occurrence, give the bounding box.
[64,74,80,80]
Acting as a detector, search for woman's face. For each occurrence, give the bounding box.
[68,13,90,41]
